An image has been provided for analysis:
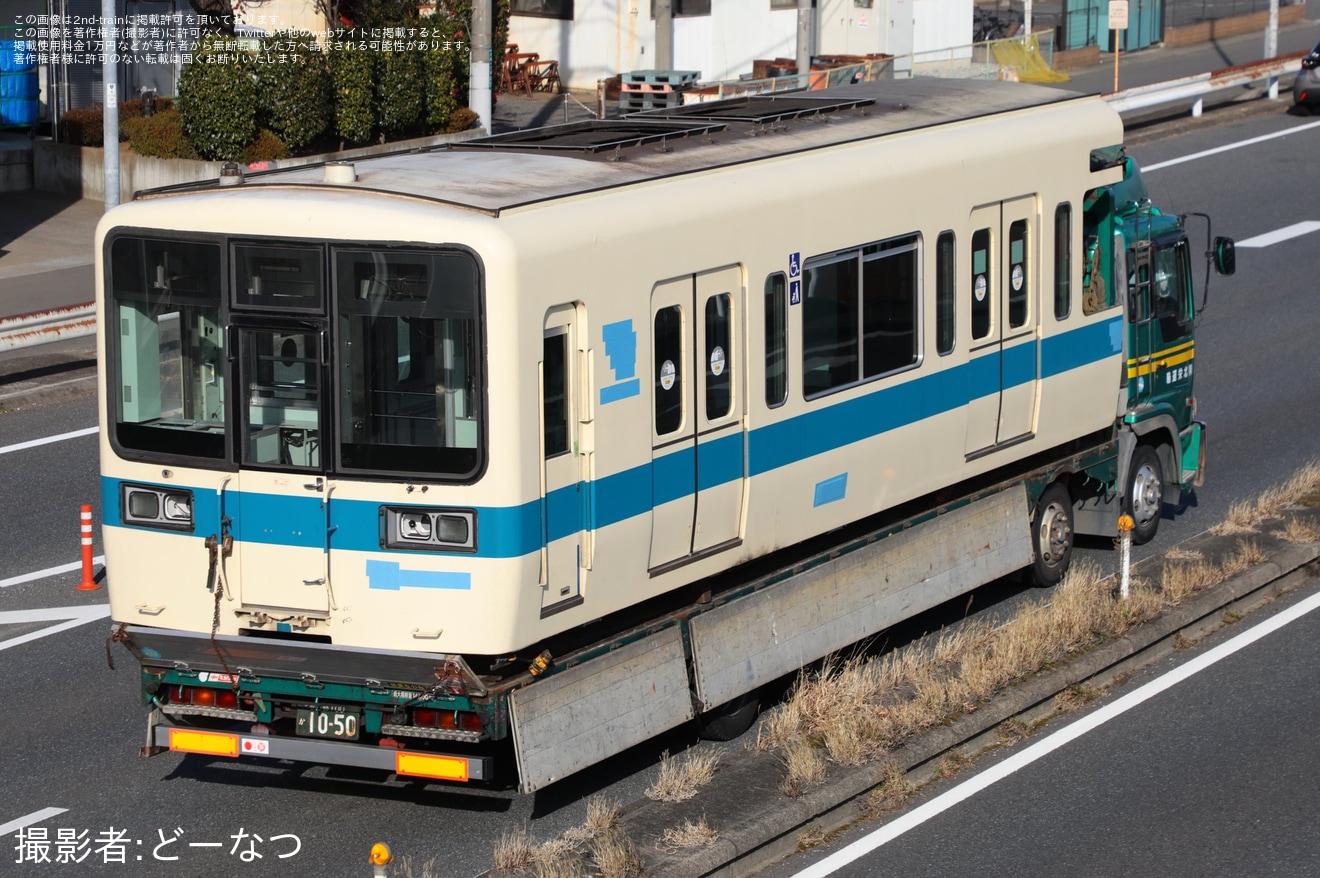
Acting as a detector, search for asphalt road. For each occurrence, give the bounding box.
[1,100,1319,877]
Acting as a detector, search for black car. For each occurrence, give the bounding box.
[1293,41,1320,111]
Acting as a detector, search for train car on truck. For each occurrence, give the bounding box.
[98,77,1234,791]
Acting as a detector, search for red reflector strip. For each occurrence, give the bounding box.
[169,728,239,758]
[395,752,469,782]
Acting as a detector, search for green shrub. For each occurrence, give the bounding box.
[241,129,290,163]
[177,34,259,161]
[58,106,103,146]
[444,106,478,133]
[122,109,198,159]
[256,31,332,153]
[327,41,376,146]
[375,32,426,138]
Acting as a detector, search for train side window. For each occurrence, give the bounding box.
[971,228,991,340]
[861,236,919,377]
[802,254,859,397]
[764,273,787,407]
[1008,219,1029,330]
[705,293,732,419]
[1054,203,1072,320]
[935,231,955,355]
[543,331,569,457]
[654,305,684,435]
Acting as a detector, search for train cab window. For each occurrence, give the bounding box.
[764,273,787,407]
[108,236,226,461]
[971,228,991,340]
[233,244,322,311]
[705,294,732,419]
[335,248,483,478]
[543,331,569,457]
[1054,203,1072,320]
[1008,220,1029,329]
[239,328,321,468]
[935,232,955,355]
[654,305,684,435]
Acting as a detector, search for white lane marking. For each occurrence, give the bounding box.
[0,807,69,837]
[0,426,98,456]
[1142,118,1320,172]
[1235,220,1320,248]
[0,604,110,652]
[0,556,106,590]
[791,586,1320,878]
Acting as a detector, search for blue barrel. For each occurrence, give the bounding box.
[0,40,39,127]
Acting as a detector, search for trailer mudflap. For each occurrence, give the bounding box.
[148,710,493,781]
[689,485,1034,710]
[509,625,692,793]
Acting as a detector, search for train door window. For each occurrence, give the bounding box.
[654,305,684,435]
[334,248,483,478]
[705,293,732,419]
[936,231,955,356]
[240,328,321,468]
[233,244,322,311]
[764,273,787,407]
[861,235,919,378]
[802,253,859,397]
[108,235,226,461]
[971,228,992,340]
[1007,220,1029,330]
[543,330,570,457]
[1053,204,1072,320]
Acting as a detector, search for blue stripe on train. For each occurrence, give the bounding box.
[102,317,1122,560]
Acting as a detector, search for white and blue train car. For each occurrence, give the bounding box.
[100,78,1133,783]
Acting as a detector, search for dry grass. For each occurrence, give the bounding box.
[862,759,917,817]
[797,825,828,850]
[646,747,720,802]
[397,855,441,878]
[779,738,828,797]
[1276,516,1320,544]
[659,816,718,851]
[492,826,536,874]
[1053,683,1099,713]
[589,832,641,878]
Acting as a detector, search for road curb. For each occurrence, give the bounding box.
[613,517,1320,878]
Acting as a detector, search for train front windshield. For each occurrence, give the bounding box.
[107,236,484,479]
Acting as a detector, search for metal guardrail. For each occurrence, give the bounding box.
[1106,51,1305,116]
[0,51,1306,354]
[0,303,96,353]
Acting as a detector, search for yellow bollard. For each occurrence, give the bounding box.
[1117,514,1134,599]
[370,842,394,878]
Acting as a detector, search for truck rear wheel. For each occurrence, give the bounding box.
[1124,444,1164,545]
[695,690,760,742]
[1029,481,1074,587]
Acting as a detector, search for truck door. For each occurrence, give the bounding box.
[649,266,746,570]
[1127,236,1196,419]
[965,197,1040,457]
[540,305,587,613]
[230,321,333,616]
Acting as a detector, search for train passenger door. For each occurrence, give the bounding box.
[965,197,1040,457]
[231,322,332,615]
[649,266,746,570]
[540,305,586,613]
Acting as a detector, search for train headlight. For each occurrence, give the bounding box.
[122,484,194,531]
[382,507,476,553]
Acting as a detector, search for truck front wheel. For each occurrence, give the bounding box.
[1030,481,1074,587]
[1124,445,1164,545]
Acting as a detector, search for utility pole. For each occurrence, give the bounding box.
[796,0,811,77]
[655,0,673,70]
[470,0,492,132]
[1265,0,1279,98]
[101,0,118,209]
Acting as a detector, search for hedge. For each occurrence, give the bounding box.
[177,33,259,161]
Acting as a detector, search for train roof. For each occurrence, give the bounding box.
[140,78,1108,216]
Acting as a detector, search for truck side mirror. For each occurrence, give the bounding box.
[1213,237,1235,276]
